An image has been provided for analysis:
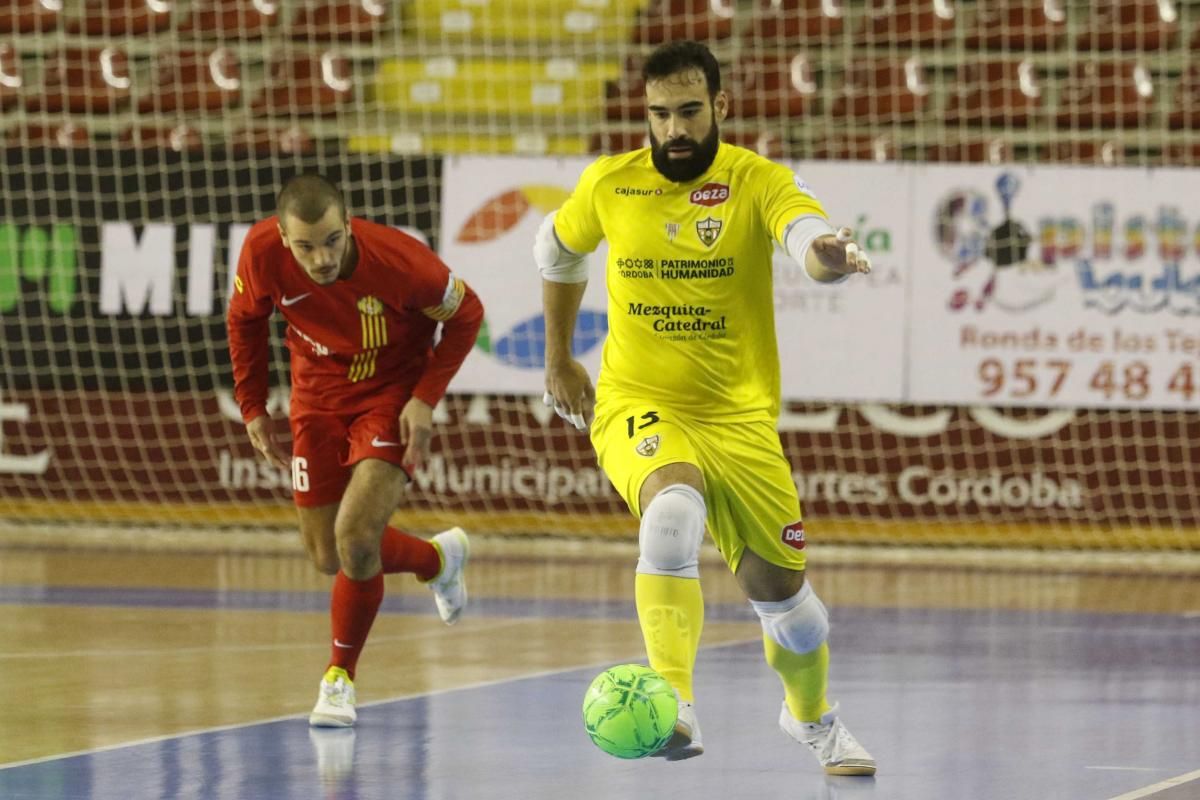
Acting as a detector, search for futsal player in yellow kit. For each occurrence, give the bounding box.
[537,41,876,775]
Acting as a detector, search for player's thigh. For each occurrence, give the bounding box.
[290,411,352,508]
[296,502,340,574]
[695,420,806,574]
[340,404,410,536]
[591,402,701,517]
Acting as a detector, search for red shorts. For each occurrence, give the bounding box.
[289,402,409,507]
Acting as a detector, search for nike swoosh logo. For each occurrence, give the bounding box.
[333,639,355,649]
[281,293,312,307]
[371,437,400,448]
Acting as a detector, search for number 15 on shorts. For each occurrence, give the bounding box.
[626,411,660,438]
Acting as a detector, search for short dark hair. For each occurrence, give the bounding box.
[642,41,722,97]
[277,173,345,226]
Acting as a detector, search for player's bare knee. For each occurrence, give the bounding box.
[636,484,705,579]
[336,536,379,579]
[751,582,829,655]
[309,550,340,576]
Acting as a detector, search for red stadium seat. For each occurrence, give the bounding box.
[0,0,60,33]
[743,0,845,44]
[1163,142,1200,166]
[137,48,241,113]
[926,138,1014,163]
[1076,0,1179,51]
[605,57,645,122]
[1168,63,1200,128]
[230,126,316,155]
[290,0,387,41]
[635,0,735,44]
[858,0,957,46]
[964,0,1068,50]
[0,43,22,111]
[179,0,281,38]
[120,124,206,152]
[250,51,353,116]
[726,54,816,118]
[1055,60,1154,128]
[65,0,171,35]
[28,47,133,114]
[7,122,90,148]
[1040,140,1125,164]
[944,59,1044,126]
[829,57,931,122]
[810,134,898,161]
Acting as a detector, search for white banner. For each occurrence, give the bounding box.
[440,157,1200,409]
[910,165,1200,409]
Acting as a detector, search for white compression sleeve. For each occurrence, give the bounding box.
[783,214,844,285]
[534,211,588,283]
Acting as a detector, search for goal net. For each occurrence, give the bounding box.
[1,0,1197,550]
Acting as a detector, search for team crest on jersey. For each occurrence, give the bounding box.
[357,296,383,316]
[696,217,722,247]
[665,222,680,242]
[780,521,806,551]
[635,435,660,457]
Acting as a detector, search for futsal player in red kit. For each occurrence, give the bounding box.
[227,174,483,726]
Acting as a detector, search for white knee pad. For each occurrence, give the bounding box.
[750,582,829,655]
[636,484,705,579]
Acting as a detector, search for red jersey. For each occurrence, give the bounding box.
[227,216,484,422]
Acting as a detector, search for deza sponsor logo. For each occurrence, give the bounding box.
[689,182,729,207]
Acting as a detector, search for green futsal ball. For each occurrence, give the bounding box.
[582,663,679,759]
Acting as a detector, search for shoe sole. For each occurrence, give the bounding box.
[825,763,876,776]
[309,714,355,728]
[435,529,469,625]
[651,723,704,760]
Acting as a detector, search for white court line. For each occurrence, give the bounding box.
[1087,766,1166,772]
[1106,769,1200,799]
[0,635,760,771]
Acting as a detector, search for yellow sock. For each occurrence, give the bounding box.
[635,573,704,703]
[763,636,832,722]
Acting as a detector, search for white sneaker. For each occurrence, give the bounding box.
[308,727,356,787]
[428,527,470,625]
[780,702,876,776]
[652,691,704,761]
[309,666,356,728]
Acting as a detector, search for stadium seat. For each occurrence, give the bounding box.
[944,59,1044,126]
[858,0,957,47]
[1040,140,1125,164]
[1055,60,1154,128]
[634,0,735,44]
[230,126,316,155]
[1163,142,1200,166]
[8,122,90,148]
[829,58,931,122]
[0,44,22,111]
[743,0,845,44]
[963,0,1067,50]
[251,51,353,116]
[587,129,786,157]
[0,0,60,33]
[178,0,281,39]
[119,124,206,152]
[1168,63,1200,128]
[1075,0,1179,51]
[409,0,644,44]
[375,58,616,117]
[810,134,898,160]
[926,138,1014,163]
[137,48,241,113]
[64,0,171,35]
[605,56,646,122]
[28,47,132,114]
[727,54,816,118]
[289,0,387,42]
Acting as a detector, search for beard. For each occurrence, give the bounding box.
[649,120,720,183]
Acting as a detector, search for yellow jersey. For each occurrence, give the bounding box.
[553,142,829,422]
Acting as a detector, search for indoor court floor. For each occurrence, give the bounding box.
[1,534,1198,800]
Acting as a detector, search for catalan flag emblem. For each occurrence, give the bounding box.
[422,275,466,321]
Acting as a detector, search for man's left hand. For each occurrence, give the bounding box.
[398,397,434,470]
[811,226,872,276]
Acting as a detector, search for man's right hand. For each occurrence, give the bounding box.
[544,358,595,432]
[246,415,291,470]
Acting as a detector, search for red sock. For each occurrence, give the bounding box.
[328,571,385,679]
[380,526,440,580]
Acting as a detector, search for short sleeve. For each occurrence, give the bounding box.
[552,157,608,255]
[756,160,830,245]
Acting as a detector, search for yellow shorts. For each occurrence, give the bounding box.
[591,400,807,572]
